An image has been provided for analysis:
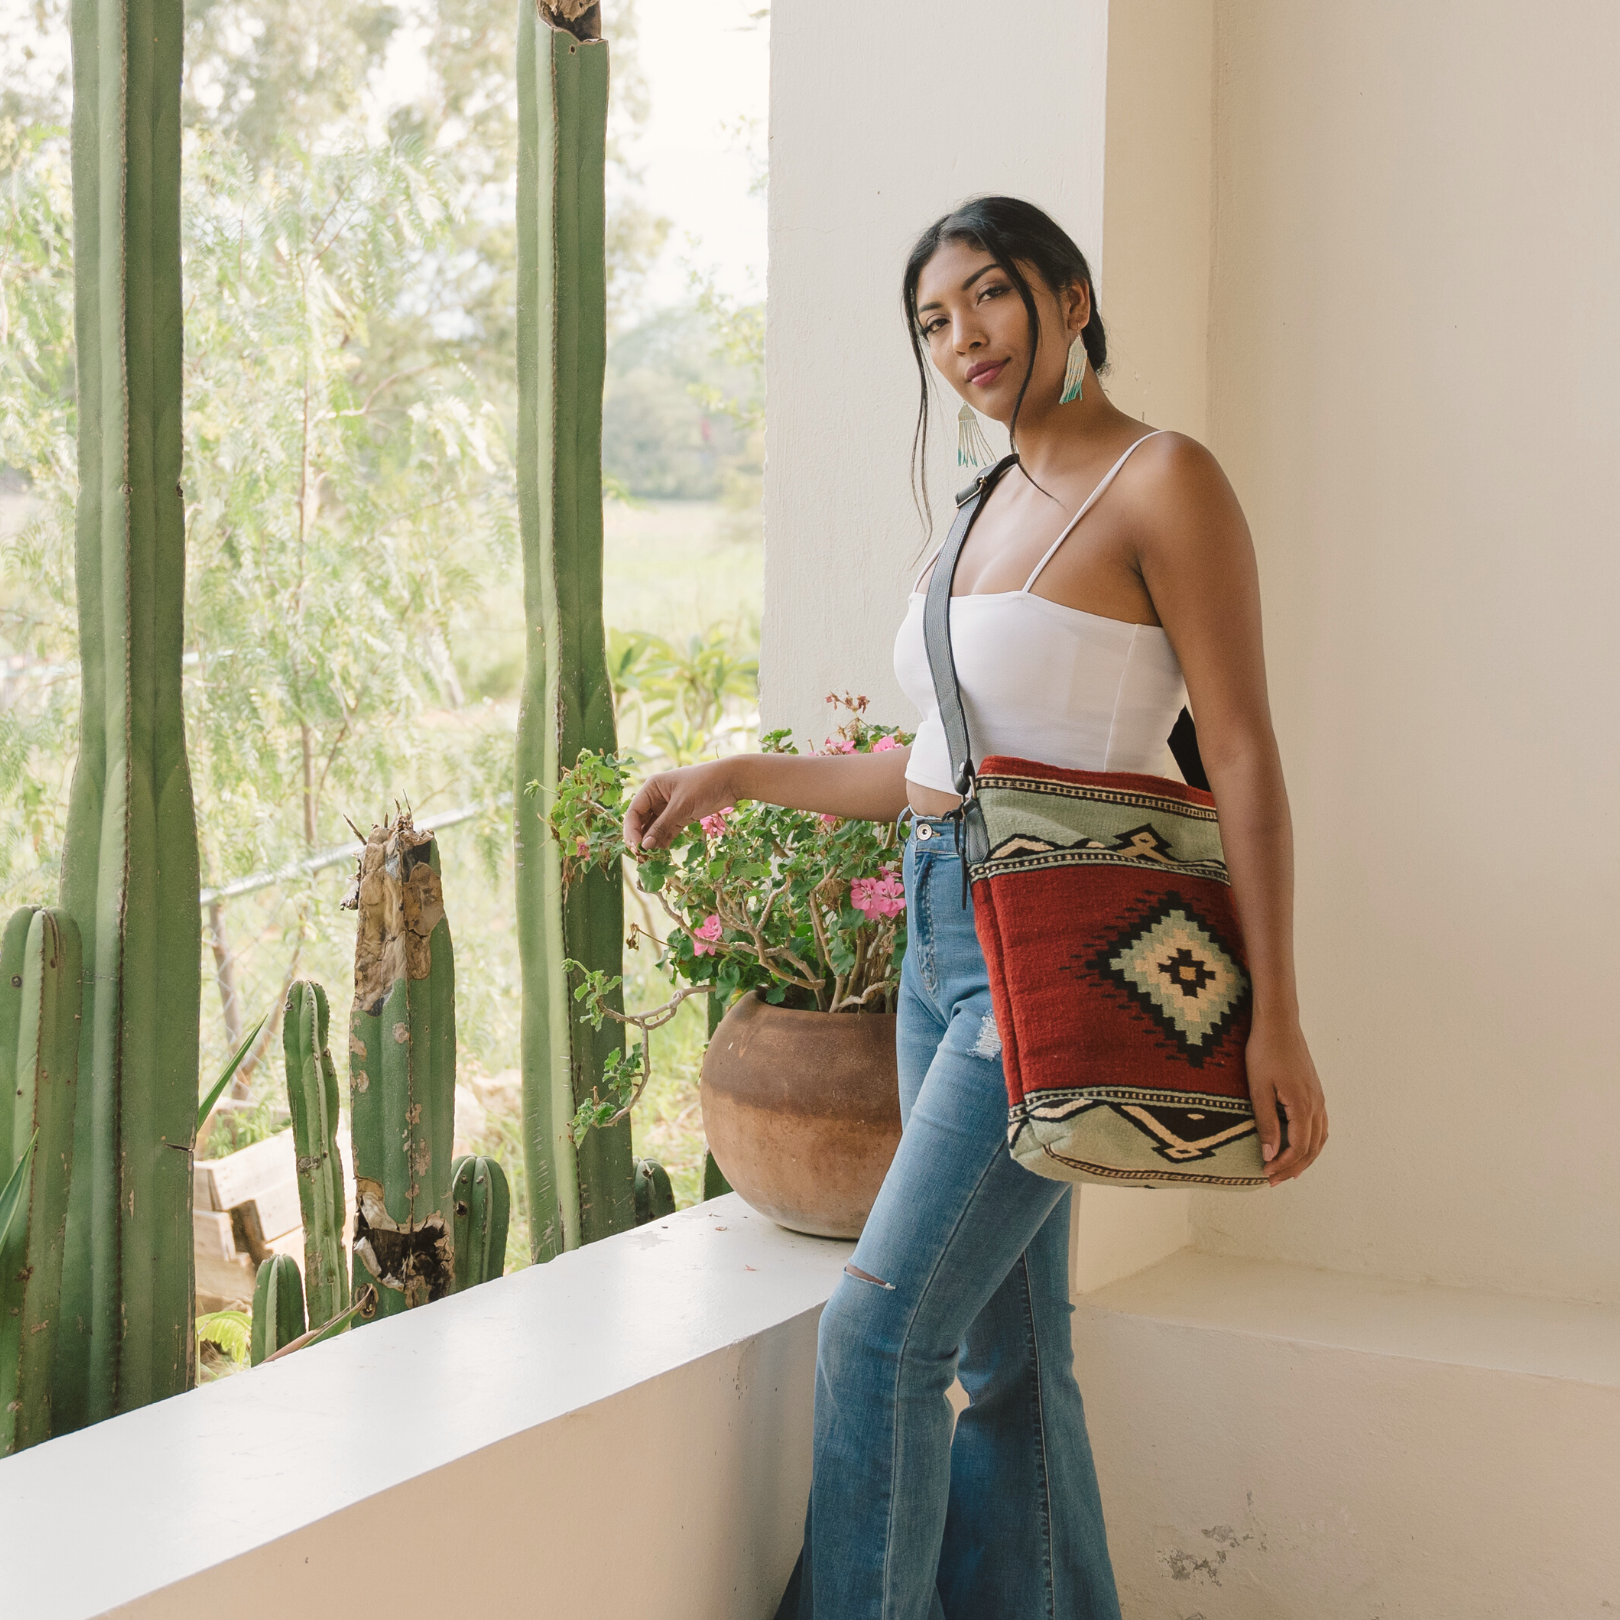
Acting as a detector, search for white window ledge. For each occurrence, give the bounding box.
[0,1195,850,1620]
[1071,1247,1620,1618]
[1080,1245,1620,1386]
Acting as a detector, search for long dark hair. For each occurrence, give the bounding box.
[902,195,1108,527]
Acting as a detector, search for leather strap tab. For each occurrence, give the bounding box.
[921,454,1019,876]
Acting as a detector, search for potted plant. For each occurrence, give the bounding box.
[545,697,909,1237]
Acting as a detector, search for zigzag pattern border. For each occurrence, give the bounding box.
[977,774,1222,823]
[973,847,1232,886]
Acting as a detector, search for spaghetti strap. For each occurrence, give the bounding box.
[1020,429,1167,594]
[912,540,948,595]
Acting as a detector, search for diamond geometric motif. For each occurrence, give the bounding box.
[1091,896,1249,1064]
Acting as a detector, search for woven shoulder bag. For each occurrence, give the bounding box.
[923,452,1268,1188]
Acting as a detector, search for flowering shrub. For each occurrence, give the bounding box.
[538,695,912,1139]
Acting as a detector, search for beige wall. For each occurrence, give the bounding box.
[768,0,1620,1306]
[1191,0,1620,1304]
[762,0,1108,744]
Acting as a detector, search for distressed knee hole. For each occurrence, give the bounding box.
[845,1264,895,1291]
[970,1009,1002,1060]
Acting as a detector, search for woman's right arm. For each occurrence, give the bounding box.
[626,746,913,851]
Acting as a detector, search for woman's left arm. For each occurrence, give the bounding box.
[1131,435,1327,1187]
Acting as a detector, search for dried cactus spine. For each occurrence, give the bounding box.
[283,982,349,1332]
[347,814,456,1319]
[250,1254,306,1365]
[0,908,81,1452]
[449,1155,510,1291]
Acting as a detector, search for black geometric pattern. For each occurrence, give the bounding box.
[1084,892,1250,1068]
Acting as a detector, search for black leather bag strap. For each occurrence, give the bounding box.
[921,454,1020,877]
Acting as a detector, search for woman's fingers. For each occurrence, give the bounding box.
[640,788,691,850]
[624,780,667,851]
[1265,1086,1323,1185]
[1249,1075,1284,1172]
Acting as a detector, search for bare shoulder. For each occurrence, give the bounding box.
[1119,430,1248,555]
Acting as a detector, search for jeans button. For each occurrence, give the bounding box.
[916,823,933,841]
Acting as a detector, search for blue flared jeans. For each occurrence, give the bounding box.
[774,818,1122,1620]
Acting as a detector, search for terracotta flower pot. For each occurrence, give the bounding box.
[700,992,902,1239]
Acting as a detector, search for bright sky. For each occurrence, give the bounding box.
[629,0,769,306]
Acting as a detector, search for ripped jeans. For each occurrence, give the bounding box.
[773,818,1122,1620]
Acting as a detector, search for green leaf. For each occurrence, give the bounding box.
[198,1011,270,1130]
[0,1130,38,1250]
[195,1308,252,1367]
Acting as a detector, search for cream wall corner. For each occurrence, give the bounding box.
[762,0,1108,746]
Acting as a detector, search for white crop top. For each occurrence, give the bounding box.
[892,432,1187,797]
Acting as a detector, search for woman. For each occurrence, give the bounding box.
[625,196,1328,1620]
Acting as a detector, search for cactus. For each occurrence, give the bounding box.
[633,1158,676,1226]
[249,1254,306,1366]
[449,1155,510,1291]
[0,908,81,1452]
[56,0,201,1431]
[283,982,349,1332]
[515,3,635,1263]
[701,1150,733,1203]
[346,813,456,1320]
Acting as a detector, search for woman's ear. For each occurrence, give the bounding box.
[1065,278,1093,336]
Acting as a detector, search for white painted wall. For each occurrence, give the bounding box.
[767,4,1620,1606]
[767,1,1620,1304]
[1190,0,1620,1304]
[762,0,1108,744]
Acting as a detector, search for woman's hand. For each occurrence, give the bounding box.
[625,759,737,852]
[1244,1017,1327,1187]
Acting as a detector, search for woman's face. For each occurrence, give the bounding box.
[913,238,1088,426]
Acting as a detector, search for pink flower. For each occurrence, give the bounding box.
[850,870,906,921]
[575,836,590,857]
[822,737,857,754]
[819,812,839,827]
[700,807,732,840]
[691,914,724,956]
[871,735,900,753]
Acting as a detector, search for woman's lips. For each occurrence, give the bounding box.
[967,359,1007,387]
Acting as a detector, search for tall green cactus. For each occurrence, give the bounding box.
[0,908,81,1453]
[56,0,201,1432]
[249,1254,306,1366]
[347,814,456,1320]
[283,982,348,1332]
[515,3,635,1263]
[449,1155,510,1292]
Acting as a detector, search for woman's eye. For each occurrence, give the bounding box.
[923,318,946,336]
[979,283,1008,302]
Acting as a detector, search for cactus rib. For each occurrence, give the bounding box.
[515,10,634,1261]
[284,983,349,1331]
[0,908,82,1453]
[250,1254,307,1366]
[57,0,200,1429]
[450,1154,510,1291]
[347,814,457,1320]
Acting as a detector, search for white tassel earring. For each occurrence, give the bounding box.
[957,401,993,467]
[1059,333,1088,405]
